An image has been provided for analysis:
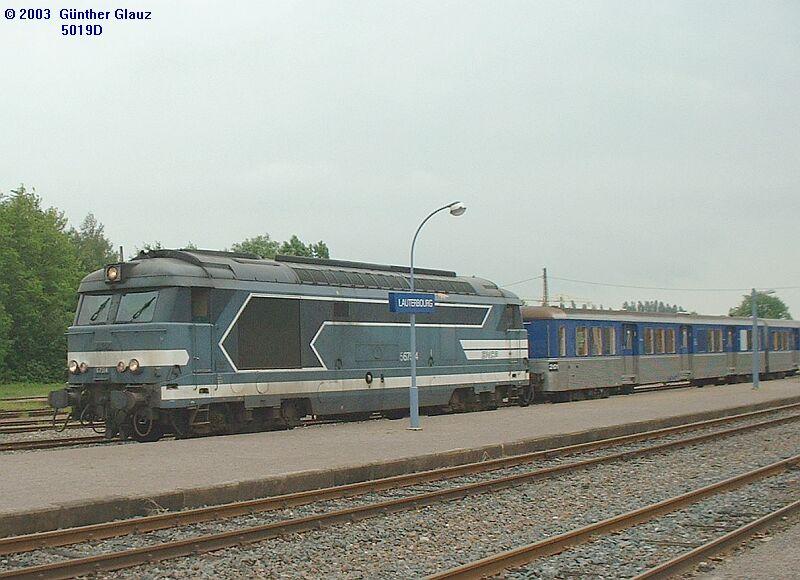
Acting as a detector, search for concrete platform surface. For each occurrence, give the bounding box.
[0,377,798,535]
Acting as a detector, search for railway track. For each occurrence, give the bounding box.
[632,498,800,579]
[0,421,97,435]
[0,436,107,453]
[427,455,800,579]
[0,409,55,420]
[0,396,47,404]
[1,402,799,579]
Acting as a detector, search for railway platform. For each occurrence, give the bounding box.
[1,376,798,536]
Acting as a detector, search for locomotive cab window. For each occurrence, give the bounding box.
[191,288,210,322]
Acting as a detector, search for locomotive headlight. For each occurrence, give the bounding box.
[106,265,120,281]
[68,360,79,374]
[128,358,141,373]
[116,360,127,373]
[78,362,89,374]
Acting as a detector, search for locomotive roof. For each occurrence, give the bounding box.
[521,306,799,328]
[77,248,515,299]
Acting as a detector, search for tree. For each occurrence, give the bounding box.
[230,234,279,258]
[0,185,82,381]
[69,213,117,272]
[131,241,163,257]
[231,234,330,260]
[729,292,792,320]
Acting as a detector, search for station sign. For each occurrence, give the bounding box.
[388,292,436,314]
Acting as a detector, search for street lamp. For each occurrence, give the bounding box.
[751,288,775,390]
[408,200,467,430]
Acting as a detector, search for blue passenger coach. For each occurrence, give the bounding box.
[523,307,800,401]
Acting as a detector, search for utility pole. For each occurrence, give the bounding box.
[541,267,548,307]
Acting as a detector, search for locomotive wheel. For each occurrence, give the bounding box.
[517,385,534,407]
[131,407,163,442]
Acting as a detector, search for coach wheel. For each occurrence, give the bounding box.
[131,407,163,442]
[518,385,534,407]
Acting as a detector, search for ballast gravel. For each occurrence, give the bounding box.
[2,415,796,579]
[503,470,800,579]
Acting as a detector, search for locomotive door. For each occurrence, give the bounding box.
[679,325,692,379]
[191,324,214,387]
[621,324,638,384]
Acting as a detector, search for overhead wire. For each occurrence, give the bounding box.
[502,274,800,293]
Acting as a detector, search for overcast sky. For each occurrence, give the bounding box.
[2,1,798,316]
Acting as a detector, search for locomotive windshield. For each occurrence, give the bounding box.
[76,294,113,325]
[116,291,160,323]
[75,290,162,325]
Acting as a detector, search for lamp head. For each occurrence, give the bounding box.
[448,201,467,216]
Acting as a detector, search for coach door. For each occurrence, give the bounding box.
[679,325,692,379]
[621,324,638,383]
[726,328,736,374]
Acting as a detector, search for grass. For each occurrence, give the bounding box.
[0,383,62,410]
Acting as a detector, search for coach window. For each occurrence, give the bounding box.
[717,329,724,352]
[739,329,749,351]
[707,330,717,353]
[625,328,633,350]
[558,326,567,357]
[644,328,654,355]
[666,329,676,354]
[191,288,210,322]
[576,327,589,356]
[655,329,665,354]
[681,328,689,349]
[604,327,616,355]
[591,327,603,355]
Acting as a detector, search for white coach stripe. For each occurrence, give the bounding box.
[68,350,191,368]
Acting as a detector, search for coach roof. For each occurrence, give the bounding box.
[522,306,800,328]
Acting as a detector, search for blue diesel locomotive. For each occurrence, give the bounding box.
[49,250,530,441]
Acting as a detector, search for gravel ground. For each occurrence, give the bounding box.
[2,412,798,578]
[0,425,100,444]
[503,470,800,578]
[691,512,800,579]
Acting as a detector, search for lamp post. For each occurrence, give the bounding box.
[751,288,775,391]
[408,200,467,430]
